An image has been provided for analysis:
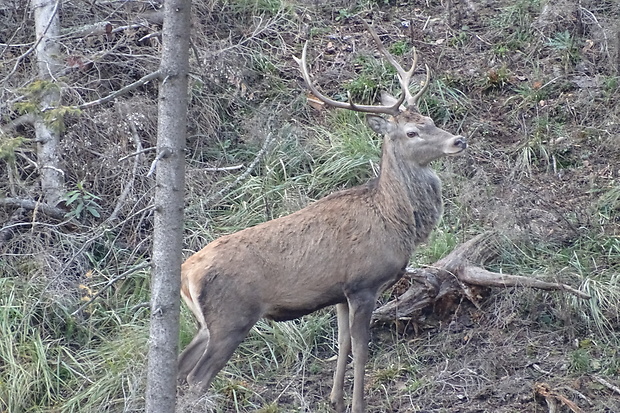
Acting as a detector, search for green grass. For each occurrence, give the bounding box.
[0,275,150,413]
[485,232,620,345]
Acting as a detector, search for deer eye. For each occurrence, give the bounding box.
[406,131,419,138]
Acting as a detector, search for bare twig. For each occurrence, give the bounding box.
[118,146,156,162]
[71,261,151,316]
[206,132,275,205]
[578,6,611,62]
[75,71,161,110]
[146,147,172,177]
[139,32,161,42]
[558,386,593,407]
[591,375,620,396]
[202,164,244,172]
[534,383,583,413]
[60,21,113,39]
[0,0,61,84]
[105,106,142,223]
[531,363,552,375]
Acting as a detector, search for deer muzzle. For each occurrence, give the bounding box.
[454,136,467,150]
[444,136,467,155]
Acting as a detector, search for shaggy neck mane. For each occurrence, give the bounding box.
[372,137,443,249]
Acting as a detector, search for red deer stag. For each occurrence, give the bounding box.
[178,21,467,413]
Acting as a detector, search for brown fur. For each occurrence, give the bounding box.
[177,105,466,413]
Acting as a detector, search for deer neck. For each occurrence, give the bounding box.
[373,142,444,248]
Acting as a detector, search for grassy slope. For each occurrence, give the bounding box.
[0,0,619,412]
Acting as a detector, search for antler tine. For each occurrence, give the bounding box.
[362,20,430,108]
[410,63,431,108]
[293,42,401,116]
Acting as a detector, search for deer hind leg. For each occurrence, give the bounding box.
[348,293,375,413]
[178,327,209,385]
[330,302,352,413]
[186,316,258,393]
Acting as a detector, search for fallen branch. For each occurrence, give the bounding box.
[534,382,583,413]
[75,71,161,110]
[372,231,590,323]
[459,266,591,299]
[0,197,66,220]
[59,12,163,40]
[202,164,244,172]
[591,375,620,396]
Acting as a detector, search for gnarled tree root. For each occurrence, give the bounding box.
[372,231,591,323]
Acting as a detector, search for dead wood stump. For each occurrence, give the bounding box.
[372,231,590,324]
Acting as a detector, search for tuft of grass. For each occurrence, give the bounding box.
[344,54,395,103]
[483,65,513,90]
[569,348,593,373]
[309,110,382,194]
[597,184,620,224]
[546,30,580,71]
[573,270,620,342]
[488,233,620,346]
[415,227,460,264]
[226,0,293,16]
[489,0,541,32]
[421,78,470,126]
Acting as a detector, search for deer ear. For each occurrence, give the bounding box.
[366,114,393,135]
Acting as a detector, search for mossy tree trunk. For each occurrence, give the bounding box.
[145,0,190,410]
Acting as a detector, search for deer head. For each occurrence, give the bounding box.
[294,20,466,170]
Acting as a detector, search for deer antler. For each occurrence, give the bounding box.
[293,43,404,116]
[294,20,431,115]
[361,20,430,109]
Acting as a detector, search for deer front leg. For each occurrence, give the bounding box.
[348,294,374,413]
[330,303,351,413]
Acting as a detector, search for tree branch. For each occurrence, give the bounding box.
[76,71,161,110]
[0,197,66,220]
[459,266,591,299]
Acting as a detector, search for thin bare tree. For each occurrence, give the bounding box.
[145,0,190,411]
[32,0,64,205]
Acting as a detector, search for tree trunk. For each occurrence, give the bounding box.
[145,0,190,410]
[32,0,64,206]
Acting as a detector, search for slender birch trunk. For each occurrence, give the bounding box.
[32,0,64,205]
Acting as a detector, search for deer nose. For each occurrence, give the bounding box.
[454,136,467,150]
